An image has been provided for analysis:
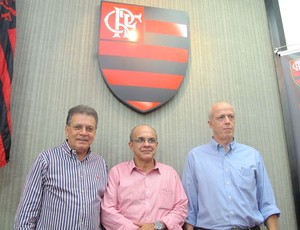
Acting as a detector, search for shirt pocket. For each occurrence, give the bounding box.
[158,187,174,210]
[233,166,256,190]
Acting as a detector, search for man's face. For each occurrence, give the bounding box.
[128,126,158,164]
[208,103,235,144]
[65,113,96,156]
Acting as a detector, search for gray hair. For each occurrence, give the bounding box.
[66,105,98,129]
[129,125,157,141]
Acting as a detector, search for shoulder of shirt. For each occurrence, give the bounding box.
[88,151,106,160]
[106,161,133,175]
[232,142,264,161]
[37,145,62,158]
[30,145,63,167]
[110,161,131,171]
[234,141,260,152]
[188,142,211,153]
[36,144,106,162]
[156,161,178,172]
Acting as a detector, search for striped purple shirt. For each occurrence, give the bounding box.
[14,140,108,230]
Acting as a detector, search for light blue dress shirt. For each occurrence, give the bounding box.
[182,138,280,230]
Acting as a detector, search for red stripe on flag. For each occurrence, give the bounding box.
[103,69,183,90]
[8,28,16,56]
[0,136,7,167]
[127,101,161,112]
[0,46,12,133]
[99,41,188,63]
[145,20,187,37]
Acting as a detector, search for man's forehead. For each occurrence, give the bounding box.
[134,127,156,136]
[71,114,96,122]
[214,107,235,115]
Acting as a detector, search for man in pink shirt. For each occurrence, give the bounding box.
[101,125,187,230]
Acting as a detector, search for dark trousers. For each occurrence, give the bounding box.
[194,226,260,230]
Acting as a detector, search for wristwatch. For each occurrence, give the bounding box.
[154,221,165,230]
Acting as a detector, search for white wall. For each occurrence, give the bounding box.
[278,0,300,50]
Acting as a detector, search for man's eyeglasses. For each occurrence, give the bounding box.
[131,137,157,144]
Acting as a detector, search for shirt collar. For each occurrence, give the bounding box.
[62,139,91,160]
[128,159,136,172]
[210,137,236,152]
[129,159,161,174]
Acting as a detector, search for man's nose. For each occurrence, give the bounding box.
[224,116,231,123]
[79,127,88,134]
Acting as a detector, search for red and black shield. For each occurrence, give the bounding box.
[98,1,190,113]
[289,59,300,86]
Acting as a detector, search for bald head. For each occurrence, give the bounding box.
[208,101,235,146]
[129,125,157,141]
[208,101,235,121]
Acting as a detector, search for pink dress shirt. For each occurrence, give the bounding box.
[101,160,187,230]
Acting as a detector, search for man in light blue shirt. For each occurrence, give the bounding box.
[182,101,280,230]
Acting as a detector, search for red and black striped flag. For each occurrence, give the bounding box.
[98,1,190,113]
[0,0,16,167]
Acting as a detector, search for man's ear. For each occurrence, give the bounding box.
[128,141,133,150]
[65,125,69,138]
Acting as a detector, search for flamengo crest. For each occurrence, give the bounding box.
[98,1,190,113]
[290,59,300,86]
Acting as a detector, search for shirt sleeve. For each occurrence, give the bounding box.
[101,167,138,230]
[182,151,198,226]
[256,153,281,219]
[14,154,47,229]
[160,170,188,230]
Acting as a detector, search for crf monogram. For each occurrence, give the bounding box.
[292,60,300,72]
[104,7,142,38]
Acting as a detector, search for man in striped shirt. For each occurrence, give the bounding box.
[14,105,108,230]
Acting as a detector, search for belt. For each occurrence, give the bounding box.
[194,226,260,230]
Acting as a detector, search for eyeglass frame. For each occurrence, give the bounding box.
[130,137,158,144]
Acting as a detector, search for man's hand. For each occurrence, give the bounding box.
[183,223,194,230]
[134,221,155,230]
[265,214,278,230]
